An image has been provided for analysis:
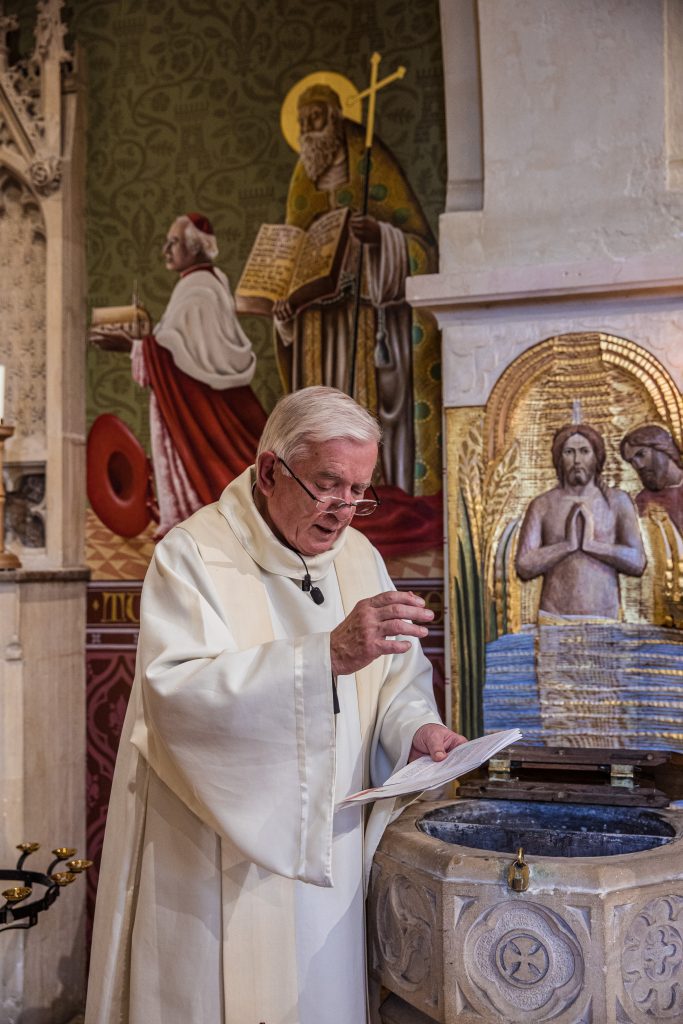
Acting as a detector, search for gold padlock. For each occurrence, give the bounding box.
[507,847,530,892]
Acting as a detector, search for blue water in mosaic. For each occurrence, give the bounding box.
[483,624,683,751]
[483,630,542,741]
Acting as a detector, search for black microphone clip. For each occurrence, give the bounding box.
[298,555,324,605]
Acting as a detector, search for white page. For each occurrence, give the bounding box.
[336,728,522,808]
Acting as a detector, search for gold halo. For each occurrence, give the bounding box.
[280,71,362,153]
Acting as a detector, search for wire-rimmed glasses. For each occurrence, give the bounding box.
[277,456,381,516]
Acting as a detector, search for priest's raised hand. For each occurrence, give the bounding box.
[330,590,434,675]
[330,591,468,762]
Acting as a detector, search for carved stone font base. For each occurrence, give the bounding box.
[370,799,683,1024]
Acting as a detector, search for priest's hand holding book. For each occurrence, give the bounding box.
[329,590,468,759]
[408,722,468,763]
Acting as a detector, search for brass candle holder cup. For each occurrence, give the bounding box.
[1,842,91,932]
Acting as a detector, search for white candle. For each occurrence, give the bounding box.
[0,364,4,422]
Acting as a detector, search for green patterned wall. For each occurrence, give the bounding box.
[10,0,446,452]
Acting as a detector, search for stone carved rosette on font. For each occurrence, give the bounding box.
[372,870,439,1014]
[463,902,585,1022]
[620,895,683,1023]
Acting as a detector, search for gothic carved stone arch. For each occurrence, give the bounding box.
[0,0,85,566]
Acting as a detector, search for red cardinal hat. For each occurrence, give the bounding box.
[186,211,214,235]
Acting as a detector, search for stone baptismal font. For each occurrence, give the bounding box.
[370,745,683,1024]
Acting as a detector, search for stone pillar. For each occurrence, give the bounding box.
[0,3,88,1020]
[0,572,88,1023]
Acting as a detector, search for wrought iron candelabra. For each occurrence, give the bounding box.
[1,843,92,933]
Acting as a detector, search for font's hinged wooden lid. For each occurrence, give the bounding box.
[458,744,683,808]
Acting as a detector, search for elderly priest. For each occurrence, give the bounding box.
[85,386,466,1024]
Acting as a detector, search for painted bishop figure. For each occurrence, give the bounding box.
[273,62,438,496]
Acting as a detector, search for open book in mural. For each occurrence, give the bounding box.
[236,207,350,316]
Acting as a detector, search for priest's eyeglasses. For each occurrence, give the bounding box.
[277,457,381,516]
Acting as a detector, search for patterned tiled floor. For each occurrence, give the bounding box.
[86,508,444,582]
[85,508,155,581]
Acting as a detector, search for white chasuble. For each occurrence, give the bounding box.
[85,468,441,1024]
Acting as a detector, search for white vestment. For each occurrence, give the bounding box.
[85,468,441,1024]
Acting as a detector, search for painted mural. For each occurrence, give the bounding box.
[10,0,448,582]
[447,333,683,751]
[85,56,444,564]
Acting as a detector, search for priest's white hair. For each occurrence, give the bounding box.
[180,215,219,261]
[257,386,381,466]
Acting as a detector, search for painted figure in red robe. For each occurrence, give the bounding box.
[91,212,266,537]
